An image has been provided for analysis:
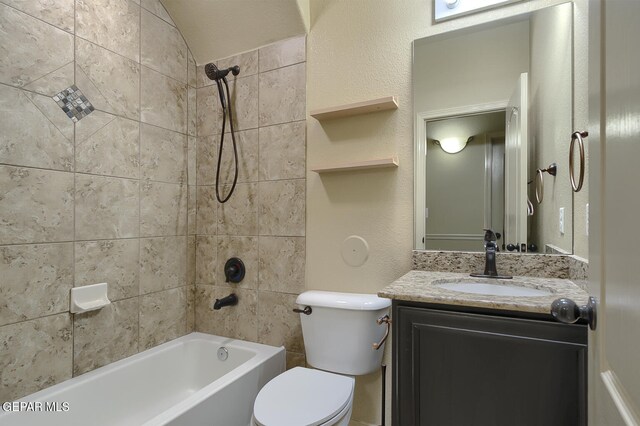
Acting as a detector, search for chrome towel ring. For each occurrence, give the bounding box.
[570,131,588,192]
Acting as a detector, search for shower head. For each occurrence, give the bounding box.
[205,63,240,81]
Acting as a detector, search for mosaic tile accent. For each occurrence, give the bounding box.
[53,85,94,122]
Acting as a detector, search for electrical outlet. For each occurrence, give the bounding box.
[559,207,565,235]
[586,203,589,236]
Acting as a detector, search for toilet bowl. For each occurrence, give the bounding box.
[252,367,354,426]
[252,291,390,426]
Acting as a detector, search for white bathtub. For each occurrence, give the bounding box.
[0,333,285,426]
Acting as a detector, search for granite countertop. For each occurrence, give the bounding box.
[379,270,590,315]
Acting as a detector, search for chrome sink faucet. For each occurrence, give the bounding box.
[471,229,513,279]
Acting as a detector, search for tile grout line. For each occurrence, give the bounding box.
[71,0,77,378]
[138,0,143,355]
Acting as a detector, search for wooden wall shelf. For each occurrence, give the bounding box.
[312,156,399,173]
[310,96,398,121]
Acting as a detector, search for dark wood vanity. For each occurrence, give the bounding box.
[392,301,587,426]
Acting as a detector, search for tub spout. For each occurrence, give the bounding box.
[213,293,238,310]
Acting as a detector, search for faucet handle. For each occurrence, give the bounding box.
[482,229,497,243]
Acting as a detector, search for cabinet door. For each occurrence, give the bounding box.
[394,306,587,426]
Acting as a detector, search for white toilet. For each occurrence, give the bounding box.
[252,290,392,426]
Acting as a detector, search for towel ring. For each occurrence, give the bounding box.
[570,131,587,192]
[535,163,557,204]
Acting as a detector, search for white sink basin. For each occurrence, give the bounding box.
[436,282,552,297]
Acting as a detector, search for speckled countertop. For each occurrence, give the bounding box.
[379,270,590,315]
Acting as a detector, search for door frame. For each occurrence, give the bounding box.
[414,101,508,249]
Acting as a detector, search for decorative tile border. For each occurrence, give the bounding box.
[53,85,94,122]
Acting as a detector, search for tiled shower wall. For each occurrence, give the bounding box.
[0,0,196,401]
[193,36,307,369]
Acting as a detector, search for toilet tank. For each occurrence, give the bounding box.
[296,291,391,376]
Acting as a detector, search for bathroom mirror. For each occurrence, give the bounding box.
[413,2,579,254]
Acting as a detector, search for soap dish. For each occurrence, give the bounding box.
[70,283,111,314]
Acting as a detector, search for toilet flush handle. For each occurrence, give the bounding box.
[372,315,392,350]
[293,306,312,315]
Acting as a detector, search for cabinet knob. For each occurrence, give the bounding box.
[550,297,597,330]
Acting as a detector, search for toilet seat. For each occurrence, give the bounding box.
[253,367,355,426]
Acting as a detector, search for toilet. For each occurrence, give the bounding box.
[252,291,392,426]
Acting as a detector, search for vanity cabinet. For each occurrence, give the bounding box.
[392,302,587,426]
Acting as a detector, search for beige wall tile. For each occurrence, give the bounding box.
[140,124,187,184]
[76,0,140,62]
[217,236,258,289]
[0,166,74,245]
[195,285,257,341]
[74,109,113,140]
[140,236,187,294]
[257,291,304,352]
[196,64,213,88]
[187,236,196,285]
[0,4,73,88]
[141,66,187,133]
[196,185,217,235]
[188,136,197,186]
[188,86,197,136]
[218,129,258,184]
[23,90,75,141]
[76,115,140,179]
[196,235,216,285]
[0,243,73,326]
[76,38,140,120]
[186,285,196,333]
[0,314,72,401]
[196,136,217,185]
[23,62,74,97]
[140,181,188,237]
[0,85,73,171]
[259,179,305,236]
[1,0,74,32]
[139,287,187,350]
[73,298,138,375]
[217,183,259,235]
[227,74,258,131]
[259,63,305,126]
[141,9,187,83]
[286,352,306,370]
[76,174,139,240]
[140,0,174,26]
[75,239,140,301]
[196,85,221,137]
[258,236,305,294]
[259,36,306,73]
[188,50,197,88]
[258,121,306,181]
[219,49,258,77]
[188,186,197,235]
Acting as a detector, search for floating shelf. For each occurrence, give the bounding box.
[312,156,399,173]
[310,96,398,121]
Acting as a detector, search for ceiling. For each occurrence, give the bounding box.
[162,0,309,65]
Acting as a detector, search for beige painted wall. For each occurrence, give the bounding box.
[307,1,588,424]
[414,20,530,114]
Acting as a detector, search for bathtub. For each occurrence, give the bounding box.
[0,333,285,426]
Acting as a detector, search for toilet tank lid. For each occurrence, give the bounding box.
[296,291,391,310]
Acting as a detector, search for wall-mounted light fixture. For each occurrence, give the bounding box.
[434,0,526,22]
[432,136,474,154]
